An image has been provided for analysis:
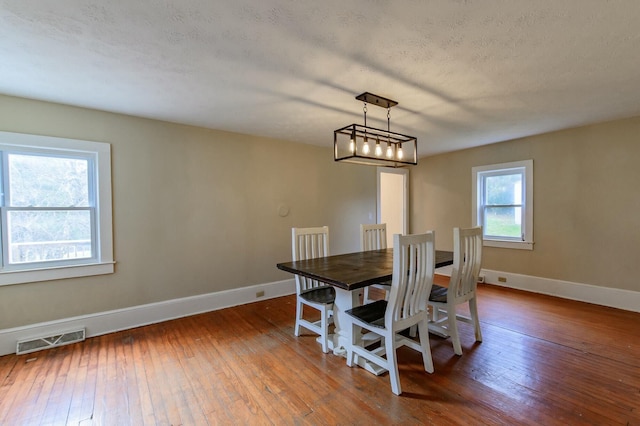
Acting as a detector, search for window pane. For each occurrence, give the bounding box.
[8,154,89,207]
[7,210,92,264]
[484,206,522,238]
[485,173,522,205]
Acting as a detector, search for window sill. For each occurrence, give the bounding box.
[484,240,534,250]
[0,262,115,286]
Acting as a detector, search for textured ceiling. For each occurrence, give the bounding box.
[1,1,640,156]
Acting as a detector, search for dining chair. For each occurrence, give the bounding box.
[360,223,391,304]
[428,226,483,355]
[291,226,335,353]
[345,232,435,395]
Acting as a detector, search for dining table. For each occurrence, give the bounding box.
[277,247,454,375]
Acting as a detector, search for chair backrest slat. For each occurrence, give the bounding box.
[449,226,483,302]
[292,226,329,292]
[360,223,387,251]
[386,232,435,326]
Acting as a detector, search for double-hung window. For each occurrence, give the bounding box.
[472,160,533,250]
[0,131,114,285]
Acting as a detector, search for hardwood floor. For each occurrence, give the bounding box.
[1,278,639,425]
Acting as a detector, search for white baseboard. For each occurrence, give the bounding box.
[4,271,638,357]
[473,269,640,313]
[0,279,295,356]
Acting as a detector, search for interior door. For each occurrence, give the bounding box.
[377,167,409,248]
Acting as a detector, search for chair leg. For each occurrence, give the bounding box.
[363,287,371,304]
[385,334,401,395]
[320,307,330,353]
[417,320,434,373]
[469,297,483,342]
[447,304,463,356]
[294,299,303,337]
[346,322,357,367]
[408,324,417,337]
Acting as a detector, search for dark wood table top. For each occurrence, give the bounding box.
[277,248,454,291]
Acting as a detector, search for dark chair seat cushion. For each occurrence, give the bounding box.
[300,286,336,304]
[429,284,448,303]
[345,300,387,328]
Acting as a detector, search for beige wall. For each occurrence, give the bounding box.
[411,116,640,292]
[0,95,377,329]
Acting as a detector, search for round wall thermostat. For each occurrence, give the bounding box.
[278,204,290,217]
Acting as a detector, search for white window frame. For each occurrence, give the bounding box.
[0,131,114,286]
[472,159,533,250]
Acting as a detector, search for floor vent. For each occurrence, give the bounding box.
[16,329,86,355]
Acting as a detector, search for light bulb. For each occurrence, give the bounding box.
[375,139,382,156]
[397,144,404,160]
[386,142,393,158]
[362,137,370,154]
[349,129,356,153]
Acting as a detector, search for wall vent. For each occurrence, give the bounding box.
[16,329,86,355]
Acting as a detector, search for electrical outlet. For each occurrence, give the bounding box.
[498,276,507,283]
[256,290,265,298]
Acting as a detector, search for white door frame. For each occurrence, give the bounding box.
[377,167,409,246]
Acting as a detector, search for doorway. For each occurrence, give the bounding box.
[377,167,409,248]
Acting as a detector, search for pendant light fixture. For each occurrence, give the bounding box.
[334,92,417,167]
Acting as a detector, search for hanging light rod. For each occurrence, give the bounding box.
[334,92,417,167]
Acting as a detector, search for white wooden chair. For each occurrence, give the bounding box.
[292,226,335,353]
[428,226,483,355]
[360,223,391,304]
[345,232,436,395]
